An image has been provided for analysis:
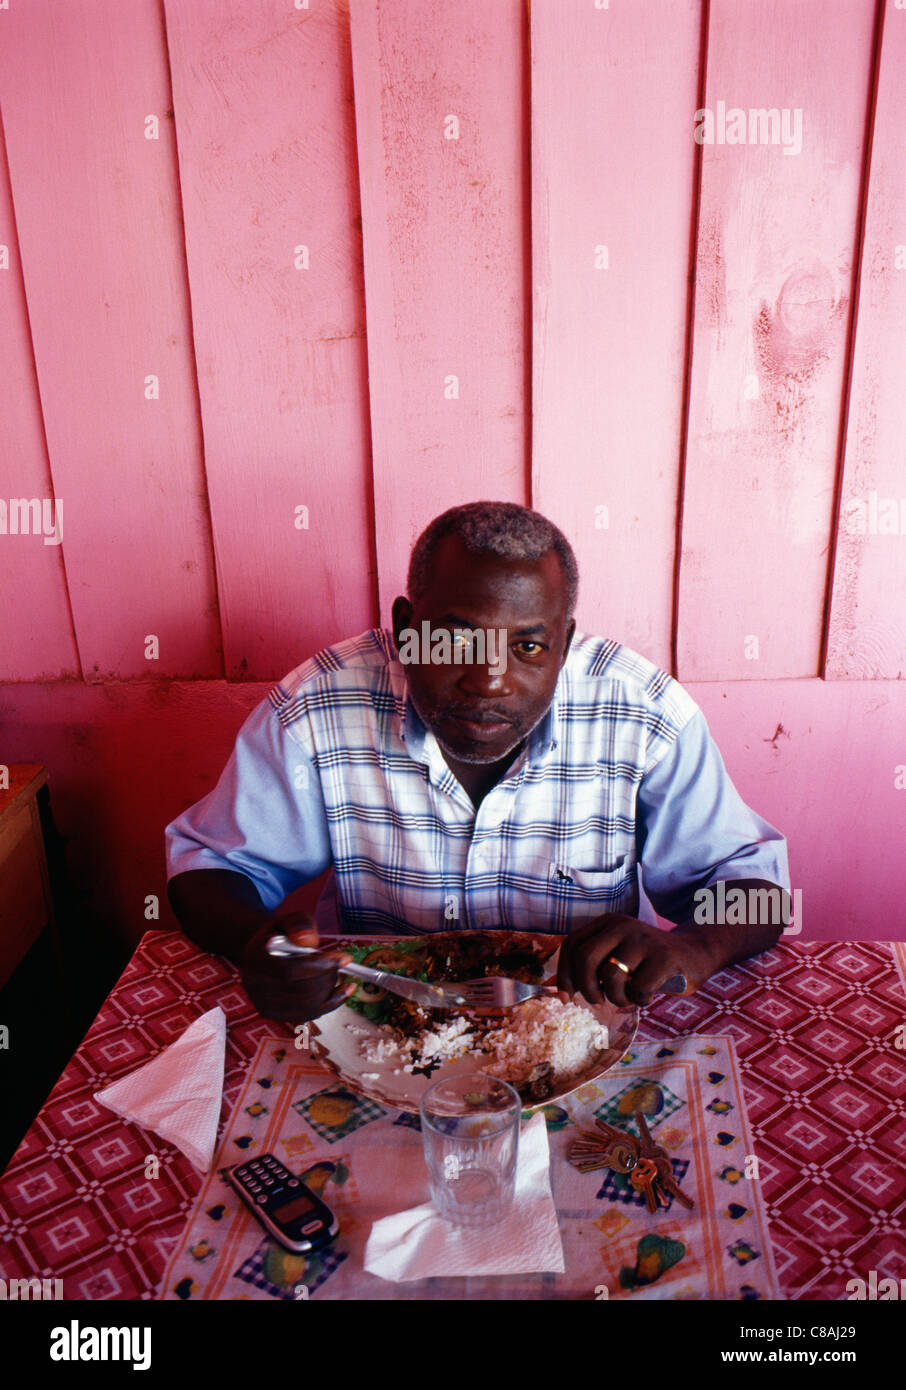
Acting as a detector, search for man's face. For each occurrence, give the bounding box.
[392,535,575,766]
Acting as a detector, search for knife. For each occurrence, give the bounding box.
[265,933,469,1009]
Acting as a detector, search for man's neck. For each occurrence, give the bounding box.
[441,744,525,809]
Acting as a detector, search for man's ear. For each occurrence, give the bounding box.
[561,617,576,666]
[391,596,413,648]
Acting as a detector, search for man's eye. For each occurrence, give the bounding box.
[515,641,543,656]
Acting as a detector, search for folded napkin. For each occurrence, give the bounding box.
[364,1111,565,1281]
[94,1007,226,1172]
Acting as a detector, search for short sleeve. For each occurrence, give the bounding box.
[636,708,790,923]
[164,696,332,912]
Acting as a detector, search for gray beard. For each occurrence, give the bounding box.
[413,697,549,766]
[435,729,527,766]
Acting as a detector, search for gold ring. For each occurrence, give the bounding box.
[607,956,631,975]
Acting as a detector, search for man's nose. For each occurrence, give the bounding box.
[458,659,514,698]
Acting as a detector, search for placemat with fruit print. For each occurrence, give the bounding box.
[158,1029,779,1301]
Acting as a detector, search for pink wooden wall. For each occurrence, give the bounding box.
[1,0,904,946]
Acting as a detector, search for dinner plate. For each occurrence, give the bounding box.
[308,931,639,1113]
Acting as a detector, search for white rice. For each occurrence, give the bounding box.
[359,1014,479,1073]
[479,997,609,1084]
[356,996,608,1086]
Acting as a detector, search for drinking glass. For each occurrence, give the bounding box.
[419,1074,521,1228]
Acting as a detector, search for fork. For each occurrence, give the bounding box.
[456,971,688,1008]
[454,978,562,1008]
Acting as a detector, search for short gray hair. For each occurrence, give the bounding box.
[407,501,579,617]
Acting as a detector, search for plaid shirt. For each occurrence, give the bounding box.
[165,628,789,935]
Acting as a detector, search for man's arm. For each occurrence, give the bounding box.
[558,875,791,1010]
[163,696,347,1019]
[167,868,273,962]
[672,876,791,974]
[636,708,791,927]
[164,696,333,942]
[559,708,791,1006]
[167,866,353,1020]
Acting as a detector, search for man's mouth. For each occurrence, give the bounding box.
[445,709,514,740]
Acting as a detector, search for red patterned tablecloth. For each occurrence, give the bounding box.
[1,931,904,1299]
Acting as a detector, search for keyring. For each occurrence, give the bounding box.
[607,956,631,975]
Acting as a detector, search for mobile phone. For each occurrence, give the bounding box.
[222,1153,339,1253]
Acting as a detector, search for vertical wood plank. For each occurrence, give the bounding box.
[349,0,528,619]
[531,0,702,666]
[0,116,79,681]
[677,0,876,680]
[0,0,221,682]
[826,0,906,679]
[164,0,376,678]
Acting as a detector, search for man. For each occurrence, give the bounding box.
[166,501,790,1021]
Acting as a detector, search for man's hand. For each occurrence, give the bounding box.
[239,913,357,1022]
[557,914,711,1008]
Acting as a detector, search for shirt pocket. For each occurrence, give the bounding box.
[546,860,638,930]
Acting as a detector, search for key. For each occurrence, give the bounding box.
[633,1111,668,1207]
[568,1128,638,1174]
[568,1119,640,1175]
[635,1111,694,1210]
[653,1155,695,1210]
[630,1157,660,1212]
[634,1111,666,1160]
[594,1119,640,1171]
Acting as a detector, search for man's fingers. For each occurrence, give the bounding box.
[556,948,576,998]
[555,917,611,995]
[594,945,644,1007]
[626,955,670,1006]
[285,925,319,947]
[245,972,354,1021]
[574,933,630,1005]
[332,980,358,1010]
[557,918,613,997]
[271,933,351,979]
[559,916,647,1003]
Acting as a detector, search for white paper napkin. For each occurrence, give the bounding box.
[94,1007,226,1172]
[363,1111,565,1281]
